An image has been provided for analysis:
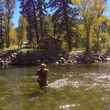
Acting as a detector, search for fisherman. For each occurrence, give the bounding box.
[36,63,48,88]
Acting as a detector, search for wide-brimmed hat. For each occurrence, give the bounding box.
[40,63,47,68]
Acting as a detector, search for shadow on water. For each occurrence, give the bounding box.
[26,87,49,99]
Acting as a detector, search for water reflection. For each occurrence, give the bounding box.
[59,103,80,110]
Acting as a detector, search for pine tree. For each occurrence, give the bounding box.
[19,0,47,44]
[48,0,80,51]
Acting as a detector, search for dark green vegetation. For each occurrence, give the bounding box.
[0,64,110,110]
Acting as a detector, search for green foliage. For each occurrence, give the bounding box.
[1,0,110,54]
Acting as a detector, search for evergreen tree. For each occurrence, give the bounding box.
[48,0,80,51]
[19,0,47,44]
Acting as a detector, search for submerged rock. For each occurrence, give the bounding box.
[48,78,81,89]
[59,104,80,109]
[48,78,68,88]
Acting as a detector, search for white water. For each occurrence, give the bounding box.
[48,73,110,89]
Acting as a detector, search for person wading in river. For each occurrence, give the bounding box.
[36,63,48,88]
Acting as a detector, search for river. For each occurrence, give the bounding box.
[0,64,110,110]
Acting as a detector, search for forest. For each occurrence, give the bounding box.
[0,0,110,64]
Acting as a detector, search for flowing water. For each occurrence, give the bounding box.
[0,64,110,110]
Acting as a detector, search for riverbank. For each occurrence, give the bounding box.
[0,48,66,66]
[0,48,109,66]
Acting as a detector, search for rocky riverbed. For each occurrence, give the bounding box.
[0,49,110,67]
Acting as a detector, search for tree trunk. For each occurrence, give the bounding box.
[0,16,4,48]
[64,0,72,52]
[31,0,39,44]
[96,28,100,53]
[40,15,44,40]
[86,28,91,53]
[39,0,44,41]
[6,16,10,48]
